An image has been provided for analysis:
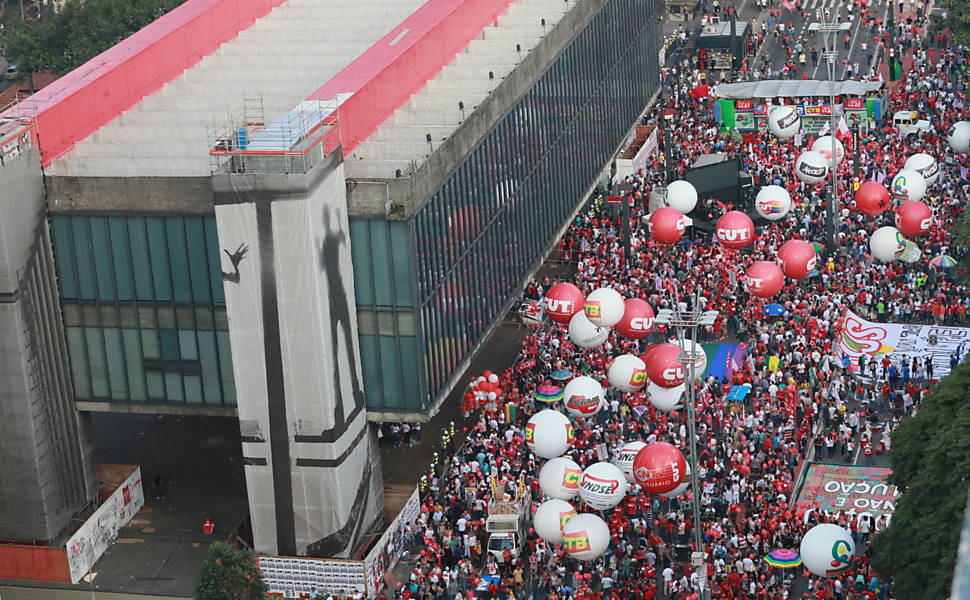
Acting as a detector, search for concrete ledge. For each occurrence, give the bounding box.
[76,401,238,418]
[46,176,215,215]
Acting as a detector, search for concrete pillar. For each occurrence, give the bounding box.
[213,153,382,557]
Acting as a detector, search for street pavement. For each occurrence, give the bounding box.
[0,586,186,600]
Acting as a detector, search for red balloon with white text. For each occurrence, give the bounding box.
[633,442,688,494]
[777,240,817,281]
[649,207,686,245]
[646,343,685,388]
[895,200,933,237]
[615,298,655,339]
[715,211,755,249]
[543,283,585,324]
[743,261,784,298]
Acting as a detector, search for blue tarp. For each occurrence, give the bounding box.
[727,383,752,402]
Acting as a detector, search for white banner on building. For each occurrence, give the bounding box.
[838,309,970,379]
[66,467,144,584]
[363,486,422,596]
[632,128,659,174]
[259,555,367,598]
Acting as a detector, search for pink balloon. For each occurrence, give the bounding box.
[743,261,784,298]
[715,211,755,249]
[543,283,585,324]
[615,298,655,339]
[646,343,685,388]
[895,200,933,237]
[649,207,686,245]
[777,240,817,281]
[854,182,891,216]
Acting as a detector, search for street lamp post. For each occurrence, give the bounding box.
[655,289,718,600]
[808,18,852,254]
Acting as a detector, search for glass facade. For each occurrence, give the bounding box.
[407,0,662,409]
[50,215,235,406]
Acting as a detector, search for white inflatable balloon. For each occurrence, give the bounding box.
[568,310,610,349]
[795,151,829,184]
[904,153,939,187]
[533,499,578,544]
[767,105,800,138]
[811,136,845,167]
[539,456,583,500]
[562,376,606,418]
[657,463,692,498]
[890,168,927,202]
[584,287,626,327]
[647,381,685,412]
[578,461,629,510]
[614,441,647,484]
[526,410,574,459]
[949,121,970,154]
[800,523,855,577]
[675,339,707,380]
[755,185,792,221]
[607,354,649,392]
[869,226,907,262]
[664,180,698,214]
[561,513,611,561]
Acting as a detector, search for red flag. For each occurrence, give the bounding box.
[691,84,710,99]
[741,132,756,144]
[782,0,795,10]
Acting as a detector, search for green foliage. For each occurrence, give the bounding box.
[194,542,268,600]
[937,0,970,45]
[871,359,970,600]
[0,0,186,79]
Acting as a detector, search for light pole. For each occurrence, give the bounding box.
[655,289,718,600]
[808,18,852,254]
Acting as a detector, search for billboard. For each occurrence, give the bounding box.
[796,464,897,531]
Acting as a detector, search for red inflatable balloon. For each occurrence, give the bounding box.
[615,298,655,339]
[895,200,933,237]
[743,261,784,298]
[649,207,686,244]
[640,344,660,365]
[855,182,891,216]
[633,442,688,494]
[715,211,755,249]
[543,283,585,324]
[646,343,685,388]
[777,240,817,281]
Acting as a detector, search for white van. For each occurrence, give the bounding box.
[893,111,931,137]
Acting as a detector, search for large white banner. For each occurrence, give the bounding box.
[838,309,970,379]
[363,486,422,596]
[66,467,144,584]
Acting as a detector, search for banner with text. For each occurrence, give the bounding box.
[796,464,897,531]
[837,309,970,379]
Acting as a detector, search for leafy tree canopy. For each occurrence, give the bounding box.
[871,358,970,600]
[194,542,268,600]
[937,0,970,45]
[1,0,186,79]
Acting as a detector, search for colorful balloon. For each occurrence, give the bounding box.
[561,513,611,561]
[854,181,891,216]
[777,239,817,281]
[633,442,688,494]
[895,201,933,237]
[584,287,626,327]
[647,381,685,412]
[800,524,855,577]
[869,226,907,262]
[890,169,927,202]
[543,283,585,324]
[614,441,647,484]
[526,410,574,459]
[744,261,784,298]
[904,153,939,187]
[539,456,583,500]
[949,121,970,154]
[562,376,606,417]
[716,211,755,249]
[646,343,685,388]
[811,136,845,167]
[614,298,655,339]
[648,207,686,244]
[607,355,649,393]
[755,185,792,221]
[767,105,800,138]
[664,180,698,214]
[533,499,578,544]
[568,311,610,349]
[578,462,629,510]
[795,151,829,184]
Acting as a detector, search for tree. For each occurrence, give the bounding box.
[0,0,186,80]
[936,0,970,45]
[194,542,268,600]
[871,359,970,600]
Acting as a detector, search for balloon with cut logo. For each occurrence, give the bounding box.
[539,456,583,500]
[777,239,817,281]
[744,261,784,298]
[800,524,855,577]
[649,207,687,244]
[646,343,686,388]
[716,211,755,249]
[561,513,610,561]
[526,410,574,459]
[633,442,688,494]
[543,283,585,324]
[533,499,578,544]
[615,298,655,339]
[578,461,629,510]
[895,200,933,237]
[562,376,606,417]
[584,287,626,327]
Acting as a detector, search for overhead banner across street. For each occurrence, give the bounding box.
[837,309,970,380]
[796,464,898,531]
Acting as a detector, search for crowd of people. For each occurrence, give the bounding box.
[380,3,970,600]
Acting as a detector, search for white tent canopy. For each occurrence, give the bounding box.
[712,79,884,99]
